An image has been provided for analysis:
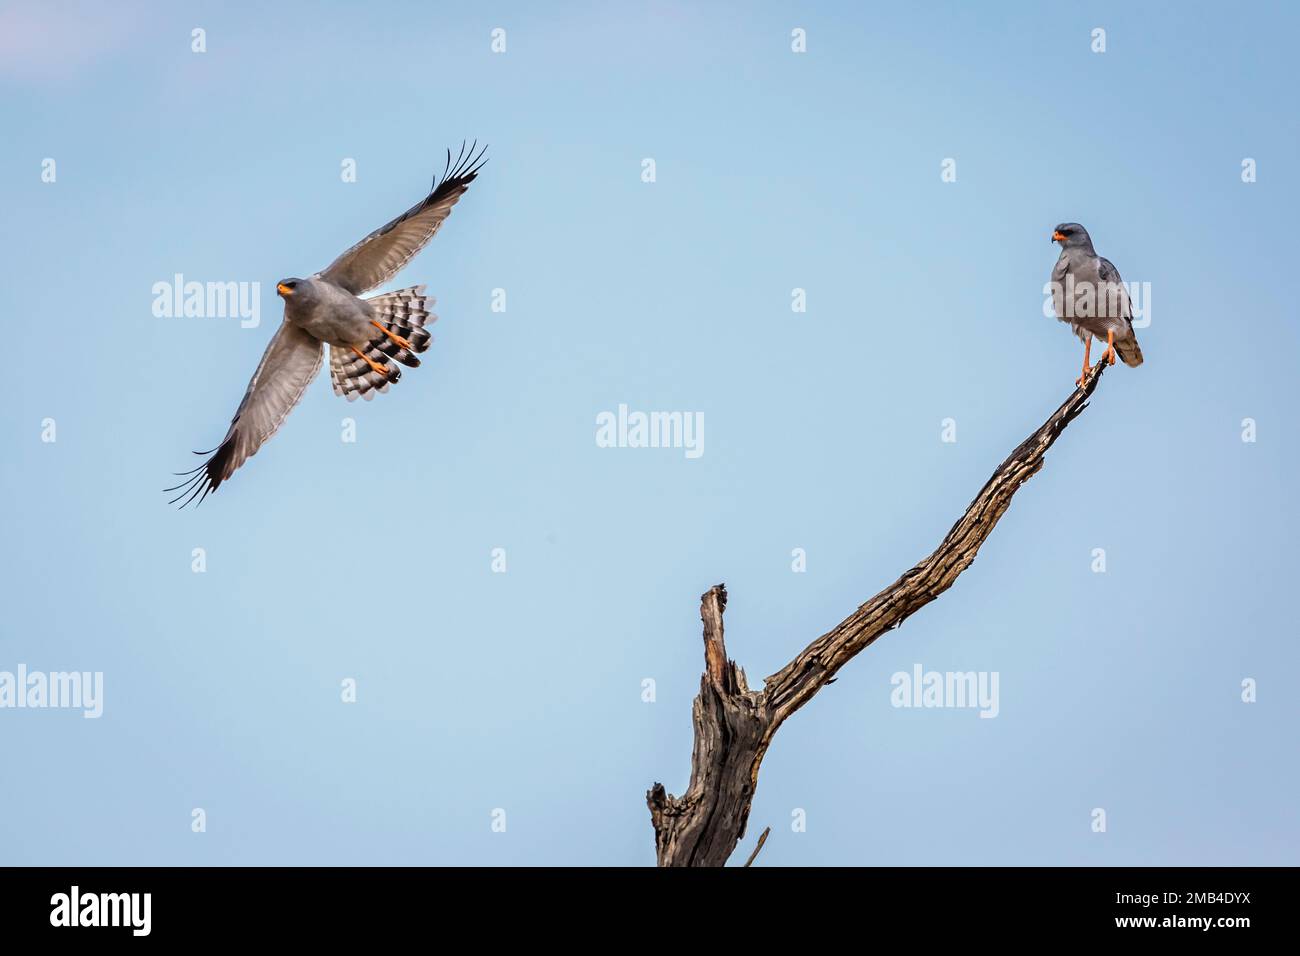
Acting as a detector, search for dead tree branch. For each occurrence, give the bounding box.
[647,359,1111,866]
[743,827,772,867]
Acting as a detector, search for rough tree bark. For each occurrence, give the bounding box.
[647,359,1111,867]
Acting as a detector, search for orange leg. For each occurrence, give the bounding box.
[351,346,389,376]
[1102,328,1116,366]
[370,320,413,351]
[1076,336,1092,388]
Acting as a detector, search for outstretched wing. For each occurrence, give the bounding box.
[167,322,323,507]
[317,142,487,295]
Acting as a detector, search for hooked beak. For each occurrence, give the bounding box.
[277,283,293,297]
[1052,230,1067,243]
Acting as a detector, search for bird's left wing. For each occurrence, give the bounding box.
[1097,257,1133,322]
[317,142,487,295]
[167,322,323,507]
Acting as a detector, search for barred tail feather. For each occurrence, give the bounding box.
[1117,333,1143,368]
[330,285,437,401]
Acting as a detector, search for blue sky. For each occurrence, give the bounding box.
[1,0,1296,865]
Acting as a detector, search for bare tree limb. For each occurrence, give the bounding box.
[647,359,1111,866]
[743,827,772,867]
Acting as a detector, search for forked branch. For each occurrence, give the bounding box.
[647,359,1111,866]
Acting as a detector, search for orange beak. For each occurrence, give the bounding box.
[277,283,293,296]
[1052,230,1067,242]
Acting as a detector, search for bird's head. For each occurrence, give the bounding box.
[276,277,310,302]
[1051,223,1094,251]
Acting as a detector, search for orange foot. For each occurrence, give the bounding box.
[1076,336,1092,388]
[371,320,413,351]
[351,346,390,377]
[1102,328,1117,366]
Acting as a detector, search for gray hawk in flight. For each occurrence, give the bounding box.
[168,143,487,508]
[1049,222,1144,387]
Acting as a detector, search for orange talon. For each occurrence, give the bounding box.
[1103,328,1117,366]
[370,320,413,351]
[351,345,389,377]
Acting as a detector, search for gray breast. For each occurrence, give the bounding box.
[1054,252,1129,339]
[289,281,375,347]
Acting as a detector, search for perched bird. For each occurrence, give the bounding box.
[167,143,487,508]
[1049,222,1143,387]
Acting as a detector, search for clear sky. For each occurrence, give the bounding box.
[1,0,1296,866]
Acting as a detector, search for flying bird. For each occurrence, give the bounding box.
[167,143,487,508]
[1049,222,1143,387]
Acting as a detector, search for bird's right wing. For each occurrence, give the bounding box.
[1050,254,1071,323]
[167,321,323,507]
[317,142,487,295]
